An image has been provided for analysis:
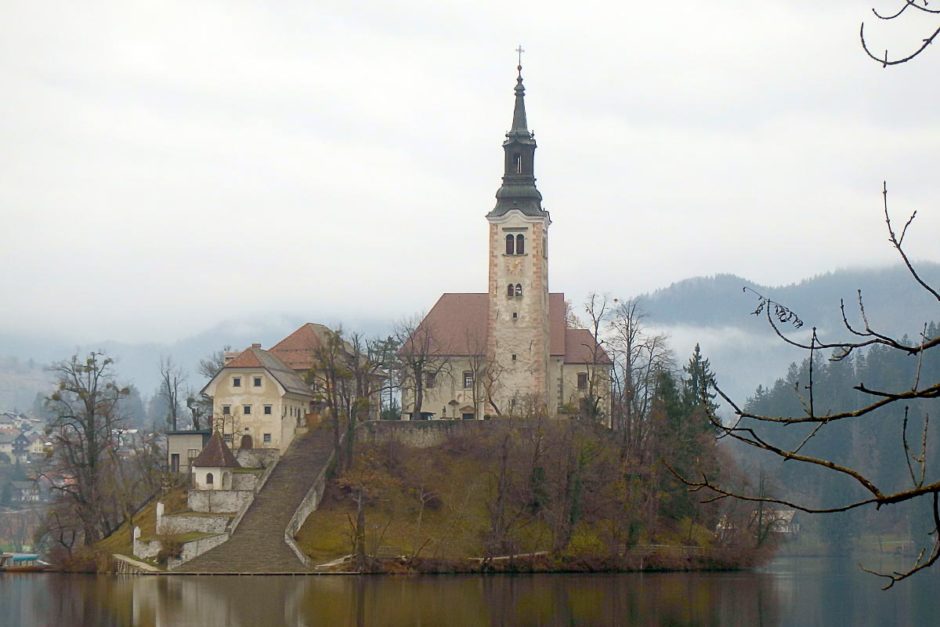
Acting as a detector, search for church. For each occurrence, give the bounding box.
[401,62,611,422]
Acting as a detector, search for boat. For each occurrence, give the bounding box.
[0,553,51,572]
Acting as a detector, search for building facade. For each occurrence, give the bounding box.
[401,64,611,421]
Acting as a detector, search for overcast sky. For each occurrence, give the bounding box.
[2,1,938,344]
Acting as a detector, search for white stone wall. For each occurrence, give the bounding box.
[559,363,612,425]
[404,357,488,419]
[157,511,230,536]
[193,467,234,490]
[187,489,253,514]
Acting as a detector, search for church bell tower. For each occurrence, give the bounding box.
[486,59,552,413]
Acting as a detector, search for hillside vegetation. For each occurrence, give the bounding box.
[297,421,769,573]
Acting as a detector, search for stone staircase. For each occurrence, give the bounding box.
[176,426,335,574]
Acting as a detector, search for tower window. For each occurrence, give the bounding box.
[516,234,525,255]
[513,154,522,174]
[505,234,515,255]
[206,473,214,486]
[511,354,517,361]
[507,284,515,298]
[512,312,518,319]
[515,283,523,297]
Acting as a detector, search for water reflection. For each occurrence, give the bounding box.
[3,558,939,626]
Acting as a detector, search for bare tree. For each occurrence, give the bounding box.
[396,315,450,420]
[44,352,128,545]
[607,299,673,459]
[681,184,940,587]
[308,327,354,468]
[861,1,940,66]
[197,345,232,380]
[158,356,186,431]
[579,292,614,423]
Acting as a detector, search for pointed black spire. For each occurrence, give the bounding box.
[488,60,546,219]
[510,64,528,133]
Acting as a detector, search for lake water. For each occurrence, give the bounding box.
[2,557,937,626]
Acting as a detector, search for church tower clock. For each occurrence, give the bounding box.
[486,60,552,413]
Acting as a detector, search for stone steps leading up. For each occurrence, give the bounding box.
[175,426,335,574]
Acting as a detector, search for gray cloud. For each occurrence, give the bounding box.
[1,0,938,343]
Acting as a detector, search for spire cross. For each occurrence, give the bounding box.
[515,45,525,68]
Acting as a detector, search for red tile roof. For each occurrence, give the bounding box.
[564,328,613,365]
[191,431,240,469]
[215,346,312,397]
[404,292,606,365]
[269,323,333,372]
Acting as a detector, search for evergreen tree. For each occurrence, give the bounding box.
[682,343,718,417]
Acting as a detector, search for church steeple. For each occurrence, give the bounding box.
[510,65,528,133]
[488,59,546,218]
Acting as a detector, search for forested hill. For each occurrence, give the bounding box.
[640,263,940,337]
[630,263,940,405]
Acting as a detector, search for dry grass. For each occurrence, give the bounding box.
[95,486,188,556]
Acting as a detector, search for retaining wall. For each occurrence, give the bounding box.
[187,489,253,514]
[360,420,488,448]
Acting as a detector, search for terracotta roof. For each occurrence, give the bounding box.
[564,328,612,365]
[191,431,240,469]
[216,346,312,397]
[405,293,490,356]
[269,323,334,372]
[403,292,606,364]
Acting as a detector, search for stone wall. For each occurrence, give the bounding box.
[283,447,335,567]
[231,471,259,491]
[235,448,279,469]
[187,489,253,514]
[133,527,161,560]
[360,420,488,448]
[167,533,230,570]
[157,510,230,536]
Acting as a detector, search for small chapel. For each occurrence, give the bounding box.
[401,61,611,422]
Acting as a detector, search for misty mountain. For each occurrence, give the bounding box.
[0,315,393,412]
[638,262,940,406]
[2,263,937,414]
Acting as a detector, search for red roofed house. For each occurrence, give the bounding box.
[201,325,381,453]
[401,64,611,422]
[201,343,315,453]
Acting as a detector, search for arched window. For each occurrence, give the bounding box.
[516,234,525,255]
[515,283,523,297]
[206,472,214,486]
[513,154,522,174]
[507,284,515,298]
[505,234,515,255]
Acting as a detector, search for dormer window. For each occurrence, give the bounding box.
[516,234,525,255]
[505,234,515,255]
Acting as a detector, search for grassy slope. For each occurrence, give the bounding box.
[96,487,188,556]
[296,437,719,568]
